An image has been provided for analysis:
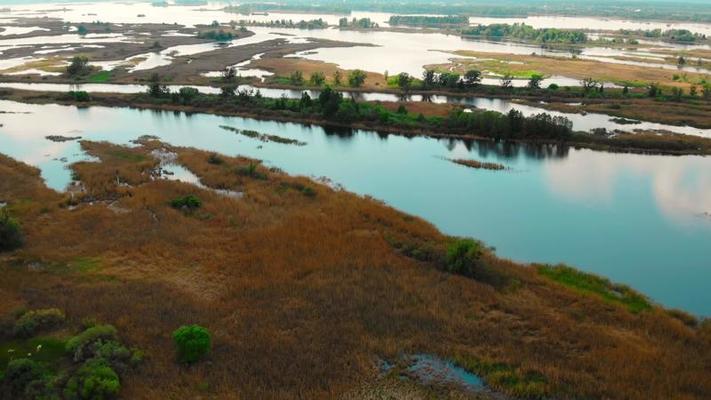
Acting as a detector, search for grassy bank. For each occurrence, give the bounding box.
[0,140,709,398]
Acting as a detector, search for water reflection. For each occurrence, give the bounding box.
[0,100,710,314]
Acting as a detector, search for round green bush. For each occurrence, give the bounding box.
[3,358,47,396]
[64,359,120,400]
[172,325,211,364]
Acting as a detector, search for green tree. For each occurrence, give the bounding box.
[309,72,325,86]
[289,70,304,86]
[333,70,342,86]
[500,73,513,89]
[397,72,412,92]
[347,69,367,87]
[146,73,169,98]
[221,66,237,83]
[528,73,544,89]
[422,69,436,89]
[173,325,211,364]
[463,69,482,88]
[67,55,90,77]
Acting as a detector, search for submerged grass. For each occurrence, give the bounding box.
[537,264,652,313]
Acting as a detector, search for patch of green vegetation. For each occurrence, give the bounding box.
[68,257,102,273]
[0,337,66,370]
[87,70,111,83]
[13,309,66,338]
[173,325,211,364]
[170,195,202,211]
[106,149,148,163]
[453,355,550,399]
[537,264,652,313]
[0,209,23,252]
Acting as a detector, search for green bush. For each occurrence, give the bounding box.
[170,195,202,211]
[14,308,66,338]
[0,210,23,252]
[67,91,91,102]
[445,238,482,277]
[66,325,118,362]
[173,325,211,364]
[2,358,48,397]
[64,358,120,400]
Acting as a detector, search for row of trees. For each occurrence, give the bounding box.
[461,23,588,44]
[285,69,367,88]
[235,18,328,30]
[338,17,378,29]
[388,15,468,27]
[143,76,573,141]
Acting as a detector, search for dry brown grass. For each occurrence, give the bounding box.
[252,57,388,89]
[0,142,710,399]
[444,51,709,89]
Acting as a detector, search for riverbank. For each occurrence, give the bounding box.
[2,88,710,156]
[0,139,709,399]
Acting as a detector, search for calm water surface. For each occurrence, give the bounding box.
[0,100,710,314]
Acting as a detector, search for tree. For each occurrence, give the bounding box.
[318,86,343,117]
[528,73,544,89]
[63,359,120,400]
[422,69,436,89]
[348,70,367,87]
[220,85,236,97]
[289,70,304,86]
[581,77,599,94]
[333,70,342,86]
[396,72,412,93]
[66,55,90,77]
[463,69,482,88]
[690,85,697,96]
[173,325,211,364]
[77,25,88,35]
[500,73,513,89]
[309,72,325,86]
[146,73,169,98]
[677,56,686,67]
[647,82,661,97]
[221,66,237,83]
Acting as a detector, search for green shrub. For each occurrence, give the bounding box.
[3,358,48,397]
[170,195,202,211]
[63,358,120,400]
[172,325,211,364]
[0,210,23,252]
[66,325,118,362]
[67,91,91,102]
[445,238,482,277]
[14,308,65,338]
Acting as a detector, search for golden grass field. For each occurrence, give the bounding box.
[442,50,710,89]
[1,140,710,399]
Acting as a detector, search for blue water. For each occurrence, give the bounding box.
[0,100,710,314]
[406,354,484,391]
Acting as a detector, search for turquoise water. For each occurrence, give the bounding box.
[1,100,710,314]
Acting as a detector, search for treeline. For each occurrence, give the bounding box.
[338,17,378,29]
[633,28,707,43]
[388,15,469,27]
[197,29,235,41]
[461,23,587,44]
[142,77,573,142]
[236,18,328,29]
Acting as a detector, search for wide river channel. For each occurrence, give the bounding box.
[0,99,710,314]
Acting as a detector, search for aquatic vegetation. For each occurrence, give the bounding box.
[538,264,652,313]
[173,325,211,364]
[449,158,507,171]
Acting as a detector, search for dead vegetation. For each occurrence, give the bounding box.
[0,142,710,399]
